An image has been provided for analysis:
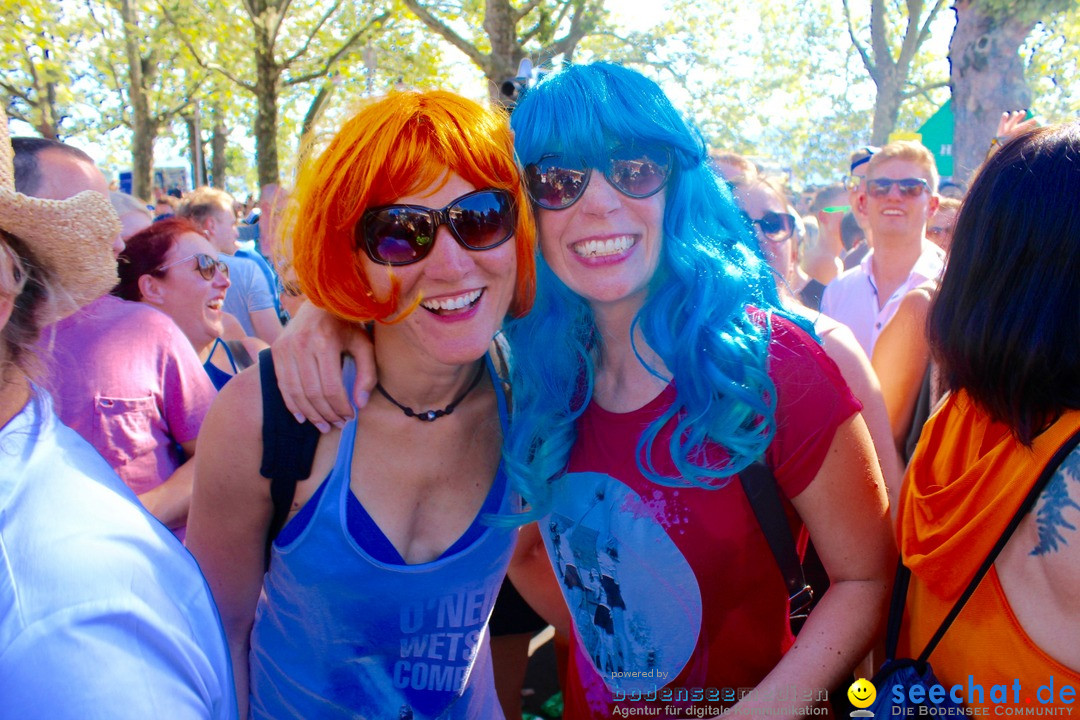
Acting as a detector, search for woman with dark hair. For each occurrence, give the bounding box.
[114,217,262,389]
[898,122,1080,702]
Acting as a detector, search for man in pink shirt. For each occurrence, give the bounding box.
[14,137,215,535]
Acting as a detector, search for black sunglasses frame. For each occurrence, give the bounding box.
[865,177,931,198]
[358,189,517,267]
[745,211,796,243]
[524,146,674,211]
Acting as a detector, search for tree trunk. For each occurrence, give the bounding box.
[949,0,1035,182]
[253,12,280,187]
[210,107,227,190]
[121,0,155,200]
[870,65,904,145]
[483,0,524,106]
[186,108,207,187]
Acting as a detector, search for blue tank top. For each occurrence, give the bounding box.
[249,356,516,720]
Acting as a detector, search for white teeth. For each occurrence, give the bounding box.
[207,299,223,310]
[421,289,482,312]
[573,236,634,258]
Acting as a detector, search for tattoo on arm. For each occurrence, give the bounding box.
[1032,448,1080,556]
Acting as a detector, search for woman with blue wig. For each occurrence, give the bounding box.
[272,63,894,718]
[500,62,892,718]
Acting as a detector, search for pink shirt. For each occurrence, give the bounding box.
[39,295,215,497]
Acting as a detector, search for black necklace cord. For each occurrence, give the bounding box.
[375,362,485,422]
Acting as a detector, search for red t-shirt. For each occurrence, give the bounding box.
[540,315,860,718]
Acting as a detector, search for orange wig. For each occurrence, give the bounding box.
[289,91,536,323]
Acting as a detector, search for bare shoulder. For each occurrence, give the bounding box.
[203,362,264,445]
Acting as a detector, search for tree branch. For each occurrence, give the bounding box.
[403,0,489,70]
[284,11,391,86]
[514,0,544,22]
[869,0,893,78]
[542,0,598,60]
[282,0,345,68]
[268,0,298,49]
[157,0,256,91]
[900,79,949,99]
[842,0,876,78]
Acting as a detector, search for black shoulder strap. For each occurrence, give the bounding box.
[739,460,815,624]
[258,348,321,567]
[226,339,256,371]
[887,425,1080,665]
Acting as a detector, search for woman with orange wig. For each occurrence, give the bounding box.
[184,91,536,719]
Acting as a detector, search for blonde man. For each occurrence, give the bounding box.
[821,140,945,357]
[178,187,282,343]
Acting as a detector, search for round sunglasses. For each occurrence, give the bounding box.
[524,145,673,210]
[358,189,516,266]
[156,252,229,281]
[745,211,796,243]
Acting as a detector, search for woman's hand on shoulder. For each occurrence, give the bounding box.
[270,301,376,432]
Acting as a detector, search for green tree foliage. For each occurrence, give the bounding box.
[0,0,90,139]
[84,0,207,200]
[577,0,949,186]
[842,0,950,145]
[165,0,404,186]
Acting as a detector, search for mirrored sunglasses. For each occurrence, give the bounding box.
[157,253,229,281]
[524,145,673,210]
[843,175,864,192]
[746,211,796,243]
[358,189,516,266]
[866,177,931,198]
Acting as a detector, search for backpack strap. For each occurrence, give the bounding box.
[739,460,815,626]
[258,348,321,567]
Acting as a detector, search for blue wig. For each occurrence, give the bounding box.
[502,62,802,519]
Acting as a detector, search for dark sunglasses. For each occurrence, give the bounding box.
[866,177,931,198]
[156,253,229,281]
[524,145,673,210]
[746,212,796,243]
[358,189,516,266]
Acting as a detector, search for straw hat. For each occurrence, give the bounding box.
[0,107,121,319]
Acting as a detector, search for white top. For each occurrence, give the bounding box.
[0,391,237,720]
[820,241,945,357]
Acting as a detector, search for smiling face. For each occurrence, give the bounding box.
[536,169,665,317]
[847,678,877,709]
[360,171,517,368]
[148,231,230,352]
[859,158,939,248]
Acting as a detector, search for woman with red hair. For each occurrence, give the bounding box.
[185,91,537,719]
[113,217,264,390]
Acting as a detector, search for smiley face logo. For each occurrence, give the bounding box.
[848,678,876,709]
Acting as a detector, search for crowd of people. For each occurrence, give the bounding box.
[0,62,1077,720]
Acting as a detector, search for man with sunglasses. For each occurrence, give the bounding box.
[821,141,945,357]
